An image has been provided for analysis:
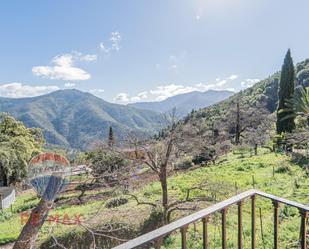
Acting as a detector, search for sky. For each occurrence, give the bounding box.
[0,0,309,103]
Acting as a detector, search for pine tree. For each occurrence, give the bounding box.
[108,126,115,147]
[276,49,296,134]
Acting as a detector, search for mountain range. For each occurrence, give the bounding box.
[0,88,233,149]
[129,90,234,117]
[0,90,166,149]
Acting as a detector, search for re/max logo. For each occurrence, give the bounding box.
[20,211,82,225]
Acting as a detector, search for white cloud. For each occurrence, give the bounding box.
[32,52,95,81]
[99,42,110,53]
[0,83,59,98]
[64,82,76,87]
[79,54,97,62]
[114,74,241,103]
[137,91,148,99]
[216,80,227,87]
[114,92,129,102]
[241,78,260,88]
[110,31,121,51]
[100,31,122,53]
[229,74,238,80]
[130,96,141,102]
[150,84,196,101]
[89,88,105,97]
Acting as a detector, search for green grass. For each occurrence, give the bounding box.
[0,151,308,248]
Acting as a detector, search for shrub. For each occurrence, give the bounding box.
[175,157,193,170]
[105,197,128,208]
[275,164,291,173]
[192,147,217,165]
[140,209,163,233]
[89,150,126,177]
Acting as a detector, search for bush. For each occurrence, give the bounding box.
[192,147,217,165]
[89,150,126,176]
[275,164,291,173]
[140,209,163,233]
[105,197,128,208]
[175,157,193,170]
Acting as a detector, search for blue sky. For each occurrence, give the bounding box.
[0,0,309,103]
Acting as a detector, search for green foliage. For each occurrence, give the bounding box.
[281,86,309,125]
[277,49,296,133]
[0,113,44,185]
[88,150,126,176]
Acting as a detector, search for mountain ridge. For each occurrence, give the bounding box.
[128,89,234,116]
[0,89,165,149]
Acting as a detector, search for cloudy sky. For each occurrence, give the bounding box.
[0,0,309,103]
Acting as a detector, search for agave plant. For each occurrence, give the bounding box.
[279,86,309,125]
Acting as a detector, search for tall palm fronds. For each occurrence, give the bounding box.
[279,86,309,124]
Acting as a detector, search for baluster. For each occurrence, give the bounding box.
[181,225,188,249]
[272,201,279,249]
[299,210,308,249]
[221,208,227,249]
[202,217,209,249]
[237,201,243,249]
[251,195,256,249]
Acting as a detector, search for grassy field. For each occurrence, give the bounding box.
[0,150,308,248]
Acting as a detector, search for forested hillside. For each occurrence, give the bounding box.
[180,58,309,150]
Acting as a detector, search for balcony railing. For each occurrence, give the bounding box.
[113,189,308,249]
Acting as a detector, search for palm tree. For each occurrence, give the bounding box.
[280,86,309,126]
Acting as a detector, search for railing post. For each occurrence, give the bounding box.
[272,200,279,249]
[251,195,256,249]
[237,201,243,249]
[202,217,209,249]
[299,210,308,249]
[181,225,188,249]
[221,208,227,249]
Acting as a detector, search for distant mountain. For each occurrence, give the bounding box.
[0,89,165,149]
[128,90,234,116]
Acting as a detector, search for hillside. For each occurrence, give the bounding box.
[0,90,165,149]
[129,90,233,117]
[0,151,307,248]
[181,59,309,140]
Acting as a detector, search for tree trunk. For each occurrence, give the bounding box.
[13,199,52,249]
[254,144,258,155]
[160,167,168,224]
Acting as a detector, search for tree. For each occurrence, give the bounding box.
[0,113,44,186]
[108,126,115,148]
[277,49,296,134]
[280,86,309,126]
